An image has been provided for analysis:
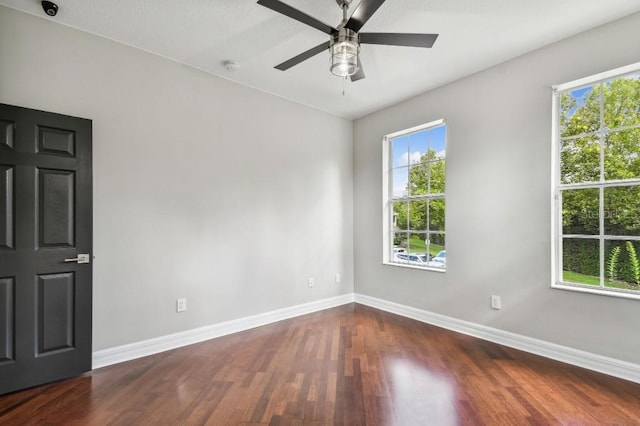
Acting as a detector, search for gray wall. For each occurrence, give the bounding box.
[0,6,354,351]
[354,12,640,364]
[3,3,640,366]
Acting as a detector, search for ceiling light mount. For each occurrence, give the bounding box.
[336,0,351,23]
[223,60,239,72]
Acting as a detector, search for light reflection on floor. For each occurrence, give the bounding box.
[385,355,457,425]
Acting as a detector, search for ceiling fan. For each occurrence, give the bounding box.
[257,0,438,82]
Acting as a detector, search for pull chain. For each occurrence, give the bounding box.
[342,76,346,96]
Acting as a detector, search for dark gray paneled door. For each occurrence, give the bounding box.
[0,103,92,395]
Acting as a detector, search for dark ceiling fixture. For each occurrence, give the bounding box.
[41,1,58,16]
[257,0,438,82]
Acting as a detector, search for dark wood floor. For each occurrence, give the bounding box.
[1,303,640,425]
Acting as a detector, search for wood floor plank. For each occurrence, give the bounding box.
[2,303,640,425]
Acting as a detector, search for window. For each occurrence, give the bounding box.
[383,119,446,270]
[552,62,640,298]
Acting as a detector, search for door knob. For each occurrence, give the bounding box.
[64,254,90,264]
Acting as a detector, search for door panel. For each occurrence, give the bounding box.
[38,169,75,248]
[0,103,92,395]
[0,276,14,363]
[37,126,75,157]
[0,120,13,149]
[0,166,13,249]
[37,272,75,355]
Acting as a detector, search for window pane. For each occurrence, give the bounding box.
[560,85,600,138]
[391,136,409,167]
[603,186,640,236]
[392,232,407,246]
[428,198,445,232]
[408,163,428,196]
[407,233,427,254]
[604,128,640,180]
[410,131,427,165]
[561,188,599,235]
[429,160,446,194]
[392,167,408,198]
[428,126,446,159]
[604,73,640,130]
[392,202,408,231]
[408,200,427,232]
[426,233,445,256]
[561,238,600,286]
[392,232,408,263]
[426,233,446,268]
[560,135,600,184]
[604,240,640,291]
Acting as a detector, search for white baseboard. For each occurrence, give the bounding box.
[354,293,640,384]
[92,293,355,369]
[93,291,640,385]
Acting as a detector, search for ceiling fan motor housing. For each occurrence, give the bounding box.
[330,28,360,77]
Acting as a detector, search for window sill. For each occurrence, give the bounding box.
[383,261,446,273]
[552,282,640,301]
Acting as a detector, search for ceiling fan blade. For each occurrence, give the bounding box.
[275,41,330,71]
[350,63,366,82]
[345,0,386,33]
[257,0,337,35]
[359,33,439,48]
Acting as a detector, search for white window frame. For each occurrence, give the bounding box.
[382,119,446,271]
[551,61,640,300]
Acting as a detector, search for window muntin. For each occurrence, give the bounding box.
[383,120,446,270]
[553,64,640,298]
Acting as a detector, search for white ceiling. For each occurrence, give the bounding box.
[3,0,640,119]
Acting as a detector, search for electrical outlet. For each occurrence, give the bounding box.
[335,273,341,283]
[177,298,187,313]
[491,295,501,310]
[308,277,314,288]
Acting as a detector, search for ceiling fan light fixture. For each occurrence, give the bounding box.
[330,30,360,77]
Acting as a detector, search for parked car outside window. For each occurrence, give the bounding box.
[426,250,446,268]
[393,247,407,261]
[396,253,429,266]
